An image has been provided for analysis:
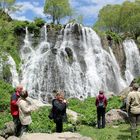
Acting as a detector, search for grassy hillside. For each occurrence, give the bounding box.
[0,80,14,129]
[78,124,130,140]
[1,77,140,139]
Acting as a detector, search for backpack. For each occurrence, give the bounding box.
[98,98,105,108]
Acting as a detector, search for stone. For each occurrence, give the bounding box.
[20,132,92,140]
[106,109,128,124]
[7,136,20,140]
[0,136,5,140]
[0,121,15,138]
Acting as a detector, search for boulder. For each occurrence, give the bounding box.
[0,121,14,138]
[106,109,128,124]
[105,92,115,99]
[67,109,78,122]
[0,136,5,140]
[7,136,20,140]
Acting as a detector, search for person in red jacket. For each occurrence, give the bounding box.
[10,85,23,136]
[95,90,107,129]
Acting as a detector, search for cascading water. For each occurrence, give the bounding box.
[14,22,140,102]
[123,39,140,85]
[0,54,19,87]
[20,25,51,101]
[19,23,128,102]
[7,55,19,87]
[55,24,127,97]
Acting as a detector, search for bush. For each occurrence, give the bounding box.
[34,17,45,27]
[13,20,28,35]
[106,31,122,44]
[30,106,75,133]
[68,96,121,126]
[0,80,15,111]
[0,80,14,128]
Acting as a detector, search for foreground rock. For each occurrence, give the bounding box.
[106,109,128,124]
[0,136,5,140]
[6,132,92,140]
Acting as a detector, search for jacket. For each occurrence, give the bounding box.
[17,98,32,125]
[95,94,107,108]
[10,92,20,117]
[52,99,67,122]
[126,91,140,114]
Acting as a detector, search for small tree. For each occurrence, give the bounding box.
[44,0,72,24]
[0,0,21,16]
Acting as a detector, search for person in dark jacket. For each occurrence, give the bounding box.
[52,91,67,133]
[95,90,107,129]
[10,85,23,136]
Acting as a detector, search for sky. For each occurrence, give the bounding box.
[10,0,129,26]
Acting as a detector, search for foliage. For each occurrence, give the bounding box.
[68,96,121,126]
[0,0,21,15]
[2,63,12,83]
[106,31,123,44]
[78,124,130,140]
[28,22,40,37]
[0,80,14,112]
[12,20,28,34]
[68,14,84,25]
[0,80,13,129]
[44,0,73,24]
[0,19,21,71]
[34,17,46,27]
[29,106,55,133]
[94,1,140,39]
[135,76,140,85]
[29,106,75,133]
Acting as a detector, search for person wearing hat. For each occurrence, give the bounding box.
[95,90,107,129]
[126,83,140,140]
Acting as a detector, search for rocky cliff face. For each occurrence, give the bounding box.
[101,37,126,78]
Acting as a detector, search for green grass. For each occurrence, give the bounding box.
[78,124,131,140]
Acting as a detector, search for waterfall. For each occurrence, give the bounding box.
[19,23,131,101]
[20,25,51,101]
[123,39,140,85]
[7,55,19,87]
[56,24,127,96]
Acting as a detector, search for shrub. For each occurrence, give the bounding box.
[30,106,75,133]
[0,80,15,111]
[34,17,45,27]
[106,31,122,44]
[0,80,14,129]
[68,96,121,126]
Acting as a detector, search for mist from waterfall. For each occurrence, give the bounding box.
[123,39,140,85]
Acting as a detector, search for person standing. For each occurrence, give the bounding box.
[126,83,140,140]
[52,91,67,133]
[17,90,34,136]
[95,90,107,129]
[10,85,23,136]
